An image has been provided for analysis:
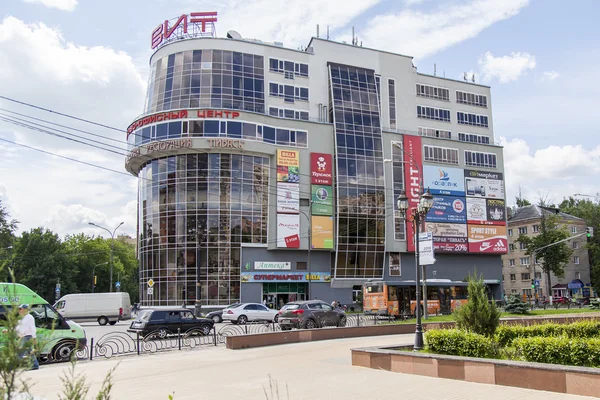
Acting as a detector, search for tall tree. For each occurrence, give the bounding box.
[0,200,18,278]
[517,210,573,297]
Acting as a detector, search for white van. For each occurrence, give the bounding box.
[54,292,131,326]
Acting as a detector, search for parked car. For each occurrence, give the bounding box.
[205,303,241,323]
[221,303,279,325]
[128,308,213,338]
[54,292,131,326]
[278,300,346,330]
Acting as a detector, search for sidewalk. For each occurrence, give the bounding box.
[25,334,595,400]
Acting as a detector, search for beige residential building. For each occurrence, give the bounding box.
[502,205,591,300]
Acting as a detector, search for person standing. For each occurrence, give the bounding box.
[16,304,39,370]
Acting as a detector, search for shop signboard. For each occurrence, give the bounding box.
[467,224,508,253]
[425,222,468,253]
[311,185,333,215]
[426,195,466,223]
[277,214,300,248]
[464,169,505,199]
[254,262,291,270]
[276,149,300,183]
[240,272,332,283]
[276,182,300,214]
[422,165,465,196]
[402,135,423,252]
[310,153,333,185]
[486,199,506,225]
[311,216,334,249]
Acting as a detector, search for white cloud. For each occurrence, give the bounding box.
[478,51,536,83]
[541,70,560,81]
[500,137,600,205]
[22,0,78,11]
[357,0,529,59]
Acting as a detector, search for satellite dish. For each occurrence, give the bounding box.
[227,30,242,40]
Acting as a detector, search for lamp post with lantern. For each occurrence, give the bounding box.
[396,188,434,350]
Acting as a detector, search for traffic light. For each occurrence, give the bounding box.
[586,227,594,239]
[531,279,535,289]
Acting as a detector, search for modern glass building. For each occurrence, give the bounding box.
[126,15,507,309]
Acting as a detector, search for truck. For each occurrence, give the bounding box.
[0,283,87,362]
[54,292,131,325]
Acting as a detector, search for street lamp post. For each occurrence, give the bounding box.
[299,208,312,299]
[397,189,434,351]
[89,222,124,293]
[92,262,108,293]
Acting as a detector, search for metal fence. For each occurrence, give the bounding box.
[39,313,391,364]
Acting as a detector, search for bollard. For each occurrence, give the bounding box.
[136,332,140,355]
[213,326,217,347]
[178,328,181,350]
[89,338,94,361]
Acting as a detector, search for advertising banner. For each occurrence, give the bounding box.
[254,262,291,270]
[423,165,465,196]
[277,149,300,183]
[425,222,468,253]
[426,196,466,223]
[240,271,331,283]
[418,232,436,265]
[311,185,334,215]
[277,214,300,248]
[466,198,487,224]
[311,216,334,249]
[310,153,333,185]
[276,182,300,214]
[467,224,508,253]
[486,199,506,225]
[389,253,401,277]
[464,169,505,199]
[402,135,423,252]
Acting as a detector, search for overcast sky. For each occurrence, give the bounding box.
[0,0,599,238]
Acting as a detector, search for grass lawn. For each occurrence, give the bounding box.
[384,307,600,325]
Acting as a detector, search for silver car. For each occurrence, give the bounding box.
[221,303,279,325]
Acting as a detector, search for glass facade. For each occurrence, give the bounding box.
[328,63,386,279]
[137,154,270,306]
[145,50,265,114]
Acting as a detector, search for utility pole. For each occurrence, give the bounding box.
[89,222,124,292]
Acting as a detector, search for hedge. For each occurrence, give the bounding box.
[514,336,600,367]
[425,329,499,359]
[495,321,600,347]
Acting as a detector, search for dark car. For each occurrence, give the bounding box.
[128,308,213,338]
[205,303,241,323]
[278,300,346,330]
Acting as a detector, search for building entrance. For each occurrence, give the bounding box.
[262,282,307,309]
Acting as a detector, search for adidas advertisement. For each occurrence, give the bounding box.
[467,224,508,253]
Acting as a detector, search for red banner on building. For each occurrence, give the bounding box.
[310,153,333,185]
[402,136,423,252]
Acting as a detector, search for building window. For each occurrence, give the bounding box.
[423,145,459,165]
[418,126,451,139]
[375,75,381,110]
[508,229,513,237]
[519,242,527,250]
[509,244,515,252]
[576,272,581,279]
[509,259,516,267]
[571,226,578,234]
[522,288,532,296]
[521,273,531,281]
[458,132,490,144]
[456,91,487,107]
[269,82,309,102]
[532,225,539,233]
[416,84,450,101]
[268,107,309,121]
[417,105,451,122]
[518,227,528,234]
[534,272,542,279]
[296,262,307,271]
[457,112,489,127]
[510,274,516,281]
[574,256,580,265]
[464,150,497,168]
[269,58,308,78]
[388,79,396,129]
[520,257,530,266]
[511,289,517,294]
[573,241,579,249]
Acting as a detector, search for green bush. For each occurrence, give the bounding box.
[504,294,529,314]
[495,321,600,346]
[514,336,600,367]
[590,298,600,310]
[425,329,499,359]
[453,272,501,337]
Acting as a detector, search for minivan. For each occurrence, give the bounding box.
[54,292,131,325]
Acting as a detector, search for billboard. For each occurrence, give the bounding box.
[402,135,423,252]
[310,153,333,185]
[277,149,300,183]
[277,214,300,248]
[311,216,334,249]
[466,198,487,224]
[423,165,465,196]
[467,198,506,225]
[311,185,333,215]
[425,222,468,253]
[464,169,505,199]
[426,196,466,223]
[467,224,508,253]
[276,182,300,214]
[486,199,507,225]
[418,232,436,265]
[389,253,401,276]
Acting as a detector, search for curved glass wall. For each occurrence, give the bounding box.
[145,50,265,114]
[138,153,270,306]
[127,119,307,149]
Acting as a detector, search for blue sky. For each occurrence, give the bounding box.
[0,0,599,236]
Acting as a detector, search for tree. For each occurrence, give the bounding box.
[518,210,572,298]
[454,272,500,337]
[0,200,18,277]
[504,294,529,314]
[516,197,531,207]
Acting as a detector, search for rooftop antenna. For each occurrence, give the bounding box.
[434,63,437,76]
[443,70,446,78]
[463,72,468,81]
[472,74,475,83]
[352,26,355,45]
[327,26,330,40]
[316,24,320,38]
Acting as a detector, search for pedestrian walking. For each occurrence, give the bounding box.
[16,304,39,370]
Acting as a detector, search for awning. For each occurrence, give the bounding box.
[552,284,568,289]
[567,279,585,289]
